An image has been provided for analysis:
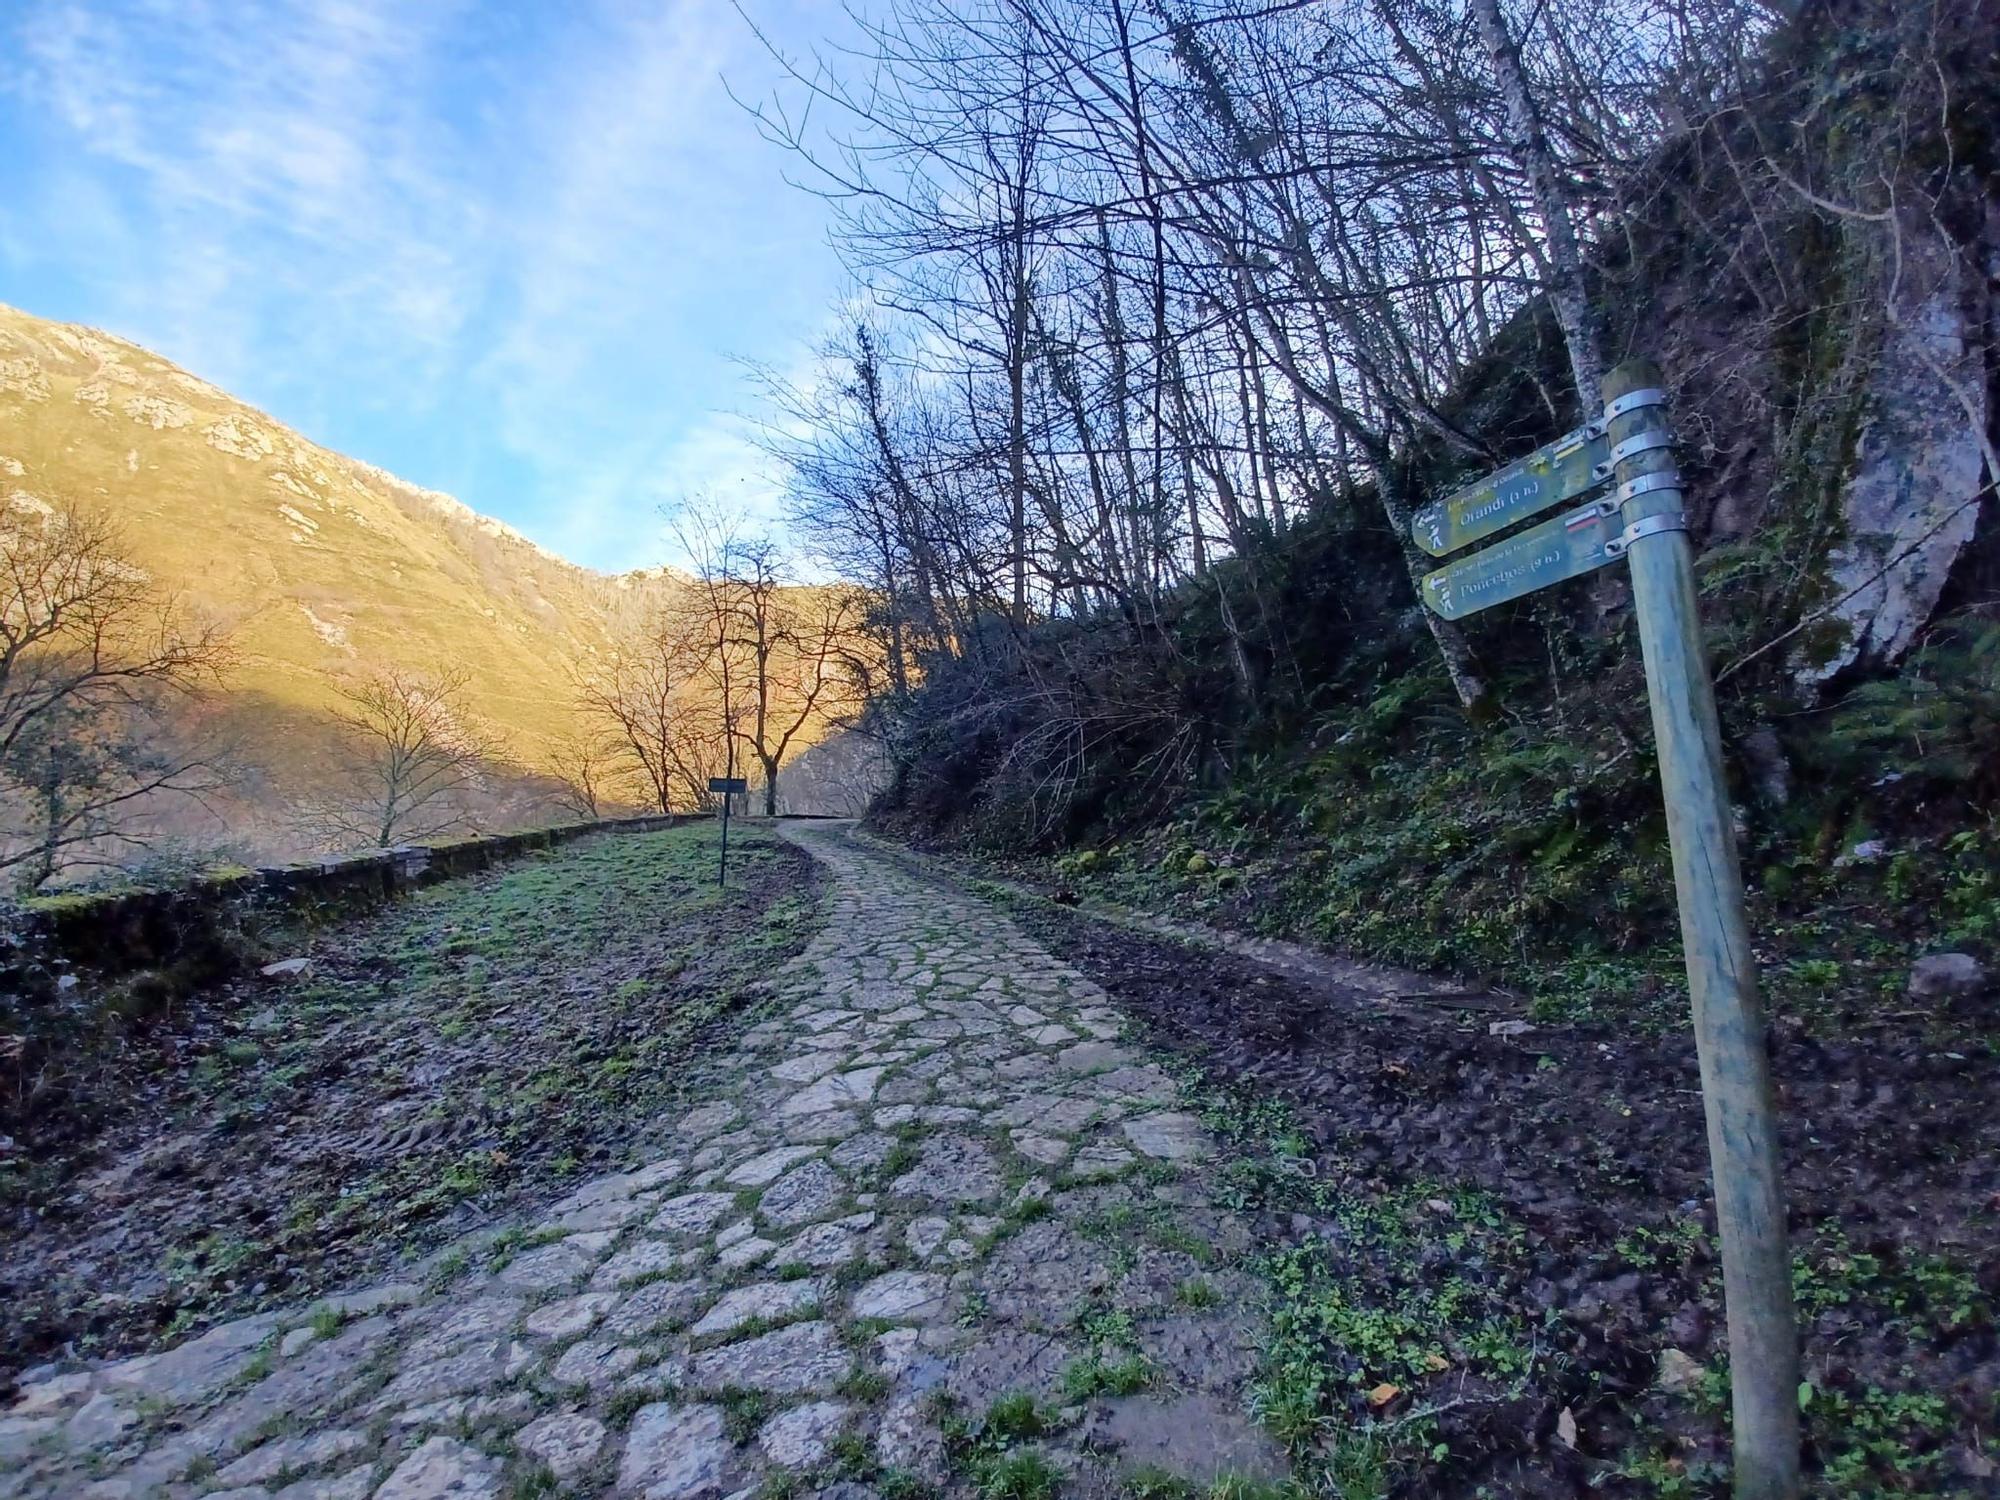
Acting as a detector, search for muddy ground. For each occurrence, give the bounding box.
[0,824,822,1387]
[986,881,2000,1495]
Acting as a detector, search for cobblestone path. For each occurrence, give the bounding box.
[3,824,1285,1499]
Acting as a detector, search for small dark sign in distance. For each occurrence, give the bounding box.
[708,777,748,794]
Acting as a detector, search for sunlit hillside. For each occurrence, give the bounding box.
[0,302,863,863]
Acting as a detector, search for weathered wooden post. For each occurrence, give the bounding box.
[1601,358,1799,1500]
[1411,359,1801,1495]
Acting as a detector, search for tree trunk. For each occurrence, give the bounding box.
[1469,0,1604,408]
[1007,260,1031,625]
[1373,453,1490,711]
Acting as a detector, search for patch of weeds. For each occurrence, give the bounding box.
[426,1246,471,1289]
[234,1338,277,1388]
[958,1289,992,1327]
[1147,1218,1215,1265]
[1005,1193,1052,1227]
[880,1469,936,1500]
[308,1303,344,1340]
[976,1451,1063,1500]
[1315,1429,1391,1500]
[506,1460,561,1499]
[1175,1277,1218,1310]
[1075,1305,1136,1347]
[718,1385,776,1446]
[484,1227,529,1269]
[758,1472,803,1500]
[1791,1226,1991,1334]
[1177,1073,1540,1483]
[1607,1435,1727,1497]
[984,1392,1049,1441]
[880,1140,922,1179]
[1800,1379,1959,1491]
[1128,1473,1305,1500]
[839,1368,892,1402]
[1061,1350,1152,1399]
[1126,1469,1194,1500]
[829,1429,878,1478]
[1205,1477,1308,1500]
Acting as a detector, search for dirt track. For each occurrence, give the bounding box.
[1001,882,2000,1492]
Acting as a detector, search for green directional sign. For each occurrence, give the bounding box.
[1420,500,1620,620]
[1413,424,1611,557]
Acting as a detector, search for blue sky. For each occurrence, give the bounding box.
[0,0,854,571]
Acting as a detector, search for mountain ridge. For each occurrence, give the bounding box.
[1,300,853,861]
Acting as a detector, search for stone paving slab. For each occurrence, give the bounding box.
[2,823,1285,1499]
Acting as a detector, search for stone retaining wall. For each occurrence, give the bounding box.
[6,814,697,989]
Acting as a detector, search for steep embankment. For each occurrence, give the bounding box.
[870,0,1999,1033]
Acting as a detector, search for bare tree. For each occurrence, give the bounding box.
[305,667,495,849]
[667,503,873,816]
[1,501,228,759]
[1467,0,1605,404]
[0,500,234,887]
[575,611,720,814]
[2,693,236,889]
[548,727,623,821]
[747,584,870,816]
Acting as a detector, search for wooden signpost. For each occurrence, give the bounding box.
[709,775,748,888]
[1418,359,1800,1499]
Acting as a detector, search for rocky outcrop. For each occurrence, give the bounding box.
[1802,223,1993,685]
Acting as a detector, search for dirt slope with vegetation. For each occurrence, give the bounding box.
[862,0,1999,1055]
[975,874,2000,1494]
[0,822,823,1380]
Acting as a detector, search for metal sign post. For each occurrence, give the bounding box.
[1601,360,1799,1500]
[1416,358,1799,1499]
[708,776,748,888]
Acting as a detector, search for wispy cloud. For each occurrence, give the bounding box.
[0,0,851,570]
[5,0,483,392]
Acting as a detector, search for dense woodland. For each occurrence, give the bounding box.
[749,0,1997,1015]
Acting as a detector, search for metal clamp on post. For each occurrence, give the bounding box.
[1610,430,1674,465]
[1604,510,1687,558]
[1617,469,1682,504]
[1603,386,1667,423]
